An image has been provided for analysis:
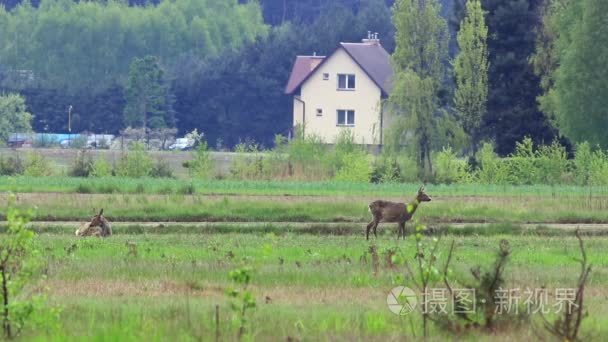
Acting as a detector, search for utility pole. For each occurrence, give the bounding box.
[68,105,72,146]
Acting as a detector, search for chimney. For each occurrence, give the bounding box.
[362,31,380,45]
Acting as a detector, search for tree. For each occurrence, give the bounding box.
[482,0,556,155]
[123,56,174,132]
[0,93,32,144]
[454,0,488,155]
[389,0,450,176]
[549,0,608,148]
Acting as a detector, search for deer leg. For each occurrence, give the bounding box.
[373,220,378,238]
[399,222,406,240]
[366,221,374,240]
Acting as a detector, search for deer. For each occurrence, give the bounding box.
[75,209,112,237]
[366,186,431,240]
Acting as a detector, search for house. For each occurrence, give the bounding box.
[285,33,393,147]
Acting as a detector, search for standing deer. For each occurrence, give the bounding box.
[366,186,431,240]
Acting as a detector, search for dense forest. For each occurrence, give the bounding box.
[0,0,605,154]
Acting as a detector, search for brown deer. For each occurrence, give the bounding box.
[75,209,112,237]
[366,186,431,240]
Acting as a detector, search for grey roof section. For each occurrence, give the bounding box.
[340,42,393,96]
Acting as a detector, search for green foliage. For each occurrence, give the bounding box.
[226,267,256,339]
[90,157,113,178]
[189,139,214,180]
[1,194,56,339]
[550,0,608,148]
[333,152,371,182]
[433,146,473,184]
[150,158,174,179]
[68,149,94,177]
[0,0,267,92]
[23,152,52,177]
[476,142,511,184]
[124,56,174,130]
[454,0,488,153]
[390,0,450,176]
[230,141,269,180]
[0,93,33,144]
[115,142,153,178]
[0,154,24,176]
[483,0,556,155]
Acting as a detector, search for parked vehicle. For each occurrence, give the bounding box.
[168,138,195,151]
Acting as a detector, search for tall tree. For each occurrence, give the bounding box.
[550,0,608,148]
[389,0,450,176]
[454,0,488,155]
[0,93,32,143]
[482,0,556,155]
[124,56,174,131]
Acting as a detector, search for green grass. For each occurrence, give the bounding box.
[5,192,608,223]
[17,233,608,341]
[2,176,608,197]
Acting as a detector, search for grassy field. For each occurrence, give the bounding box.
[2,176,608,197]
[2,179,608,340]
[3,191,608,224]
[17,232,608,341]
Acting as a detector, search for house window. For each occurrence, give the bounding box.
[322,73,329,80]
[337,110,355,126]
[337,74,355,90]
[316,108,323,116]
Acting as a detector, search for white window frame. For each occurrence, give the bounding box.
[337,109,355,126]
[337,74,355,90]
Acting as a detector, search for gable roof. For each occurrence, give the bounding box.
[284,56,325,94]
[285,42,393,96]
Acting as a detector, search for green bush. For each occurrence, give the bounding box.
[188,139,214,179]
[91,157,113,177]
[69,149,94,177]
[23,152,53,177]
[0,154,24,176]
[334,151,371,182]
[230,141,269,180]
[150,158,174,178]
[536,140,569,185]
[115,142,153,178]
[476,143,511,184]
[433,146,473,184]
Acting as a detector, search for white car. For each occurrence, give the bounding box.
[168,138,194,151]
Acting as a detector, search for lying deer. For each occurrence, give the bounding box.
[366,186,431,240]
[75,209,112,237]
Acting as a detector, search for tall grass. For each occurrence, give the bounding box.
[2,176,608,197]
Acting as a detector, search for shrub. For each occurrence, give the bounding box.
[91,157,113,177]
[188,139,214,179]
[536,140,569,185]
[0,154,24,176]
[150,158,174,178]
[23,152,53,176]
[115,142,153,178]
[69,149,94,177]
[433,146,473,184]
[476,143,511,184]
[334,151,371,182]
[1,194,58,338]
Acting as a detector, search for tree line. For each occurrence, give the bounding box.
[0,0,605,156]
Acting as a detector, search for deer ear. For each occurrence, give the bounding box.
[99,208,104,216]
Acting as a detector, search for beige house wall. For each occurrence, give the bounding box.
[295,48,383,145]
